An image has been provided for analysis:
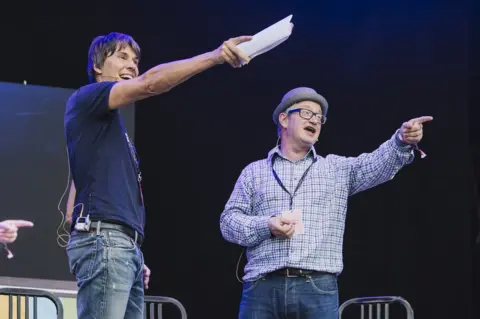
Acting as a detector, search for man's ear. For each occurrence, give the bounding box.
[93,64,102,76]
[279,113,289,129]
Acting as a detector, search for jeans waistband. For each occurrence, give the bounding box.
[88,221,144,247]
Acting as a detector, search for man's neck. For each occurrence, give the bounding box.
[280,139,310,161]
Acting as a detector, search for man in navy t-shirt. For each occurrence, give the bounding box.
[65,31,252,318]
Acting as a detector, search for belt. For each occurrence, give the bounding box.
[89,221,144,247]
[270,268,319,277]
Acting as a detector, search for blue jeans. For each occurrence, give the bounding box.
[239,272,339,319]
[66,228,144,319]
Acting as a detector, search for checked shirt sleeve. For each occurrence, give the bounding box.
[334,130,415,196]
[220,165,272,247]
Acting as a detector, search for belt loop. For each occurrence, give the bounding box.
[134,231,138,244]
[286,268,299,278]
[96,221,101,235]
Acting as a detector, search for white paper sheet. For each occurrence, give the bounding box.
[281,208,305,236]
[237,14,293,65]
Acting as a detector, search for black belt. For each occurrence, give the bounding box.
[270,268,319,277]
[88,221,144,247]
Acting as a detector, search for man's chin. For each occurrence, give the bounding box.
[300,138,316,148]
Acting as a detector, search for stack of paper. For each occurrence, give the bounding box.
[237,14,293,65]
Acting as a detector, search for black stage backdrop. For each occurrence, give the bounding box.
[470,0,480,318]
[3,1,476,318]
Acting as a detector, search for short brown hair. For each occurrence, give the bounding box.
[87,32,141,83]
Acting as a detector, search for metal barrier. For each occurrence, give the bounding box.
[144,295,188,319]
[0,286,187,319]
[0,287,64,319]
[339,296,414,319]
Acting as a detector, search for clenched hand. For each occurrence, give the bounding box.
[143,264,151,289]
[268,216,296,239]
[211,36,252,68]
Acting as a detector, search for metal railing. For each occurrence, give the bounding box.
[0,287,64,319]
[144,295,187,319]
[0,286,188,319]
[339,296,414,319]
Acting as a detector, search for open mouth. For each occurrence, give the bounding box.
[119,74,134,80]
[304,125,317,135]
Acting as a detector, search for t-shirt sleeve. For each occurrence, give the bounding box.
[67,81,117,118]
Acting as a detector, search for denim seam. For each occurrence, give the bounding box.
[99,237,109,318]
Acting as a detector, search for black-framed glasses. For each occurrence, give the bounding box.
[287,108,327,124]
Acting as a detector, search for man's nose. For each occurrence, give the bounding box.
[126,65,138,76]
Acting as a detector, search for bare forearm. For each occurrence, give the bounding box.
[108,36,251,109]
[66,182,76,224]
[143,51,219,94]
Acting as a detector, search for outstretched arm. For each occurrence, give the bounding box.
[341,116,433,196]
[108,36,252,109]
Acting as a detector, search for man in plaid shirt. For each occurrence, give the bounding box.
[220,87,432,319]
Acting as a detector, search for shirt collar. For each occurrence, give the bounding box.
[267,144,318,163]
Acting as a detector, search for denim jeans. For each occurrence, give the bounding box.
[66,228,144,319]
[239,272,339,319]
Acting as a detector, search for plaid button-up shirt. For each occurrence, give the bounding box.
[220,131,414,282]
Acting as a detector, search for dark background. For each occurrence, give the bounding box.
[0,82,134,281]
[2,1,479,318]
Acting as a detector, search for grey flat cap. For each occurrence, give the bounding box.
[272,87,328,125]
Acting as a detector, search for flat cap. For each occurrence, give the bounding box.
[272,87,328,125]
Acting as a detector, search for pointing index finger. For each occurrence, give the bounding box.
[412,116,433,124]
[6,220,34,228]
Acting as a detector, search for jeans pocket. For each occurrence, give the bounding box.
[66,233,100,281]
[105,230,136,250]
[309,274,338,295]
[243,279,263,294]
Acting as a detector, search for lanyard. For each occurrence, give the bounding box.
[271,154,316,210]
[125,133,144,205]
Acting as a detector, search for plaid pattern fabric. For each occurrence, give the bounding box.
[220,131,414,282]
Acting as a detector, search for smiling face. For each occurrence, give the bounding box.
[279,100,323,148]
[87,32,141,83]
[94,45,139,82]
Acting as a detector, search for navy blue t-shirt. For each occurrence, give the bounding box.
[64,81,145,235]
